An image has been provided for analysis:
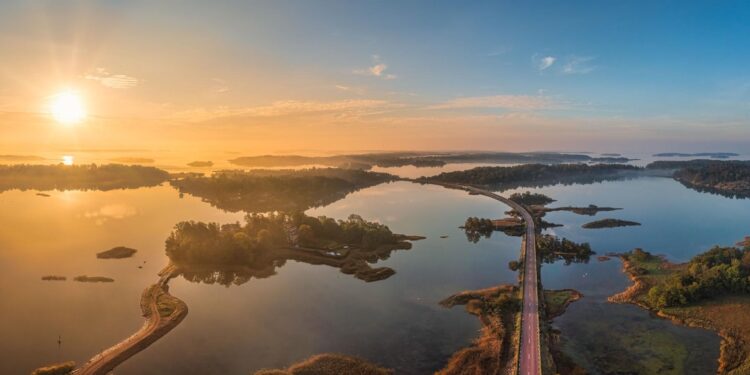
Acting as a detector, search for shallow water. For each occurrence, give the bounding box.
[1,174,747,374]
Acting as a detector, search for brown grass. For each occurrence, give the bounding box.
[30,361,75,375]
[253,354,393,375]
[437,284,519,375]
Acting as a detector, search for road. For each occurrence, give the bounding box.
[74,269,187,375]
[460,185,542,375]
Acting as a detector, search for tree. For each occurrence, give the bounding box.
[298,224,315,247]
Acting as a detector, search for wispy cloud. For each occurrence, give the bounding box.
[335,84,365,95]
[562,56,596,74]
[169,99,395,122]
[85,68,139,89]
[354,55,397,80]
[429,94,557,111]
[211,78,229,93]
[534,55,556,71]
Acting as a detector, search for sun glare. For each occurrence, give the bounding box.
[62,155,74,165]
[50,90,86,125]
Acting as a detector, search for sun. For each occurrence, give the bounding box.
[50,90,87,125]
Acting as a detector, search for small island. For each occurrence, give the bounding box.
[509,191,556,206]
[537,234,595,265]
[609,243,750,374]
[544,204,621,216]
[73,275,115,283]
[653,152,739,159]
[582,218,641,229]
[187,161,214,167]
[41,275,66,281]
[97,246,138,259]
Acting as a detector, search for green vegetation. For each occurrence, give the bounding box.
[438,285,520,375]
[31,361,76,375]
[673,161,750,198]
[166,213,402,265]
[653,152,739,159]
[611,242,750,374]
[97,246,138,259]
[544,289,583,320]
[73,275,115,282]
[254,354,393,375]
[228,151,600,171]
[582,218,641,229]
[422,163,642,190]
[165,212,419,284]
[509,191,555,206]
[644,246,750,308]
[461,216,525,242]
[0,164,169,192]
[537,235,595,265]
[169,168,394,213]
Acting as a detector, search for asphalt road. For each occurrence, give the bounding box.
[462,185,542,375]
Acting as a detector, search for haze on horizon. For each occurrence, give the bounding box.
[1,1,749,155]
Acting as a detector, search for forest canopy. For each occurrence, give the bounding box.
[0,164,169,192]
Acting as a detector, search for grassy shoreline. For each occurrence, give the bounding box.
[609,252,750,374]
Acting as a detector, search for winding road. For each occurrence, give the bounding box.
[458,184,542,375]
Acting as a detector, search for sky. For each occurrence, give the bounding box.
[1,0,749,155]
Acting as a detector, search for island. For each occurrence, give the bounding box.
[187,160,214,167]
[96,246,138,259]
[73,275,115,283]
[672,161,750,198]
[609,243,750,374]
[537,234,595,265]
[543,204,621,216]
[169,168,395,213]
[166,212,423,284]
[582,218,641,229]
[420,163,643,191]
[0,164,169,192]
[228,151,634,171]
[653,152,739,159]
[41,275,66,281]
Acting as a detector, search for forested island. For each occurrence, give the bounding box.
[537,234,595,265]
[582,218,641,229]
[610,243,750,374]
[229,151,628,171]
[420,163,642,190]
[165,212,422,284]
[97,246,138,259]
[672,162,750,198]
[653,152,739,159]
[0,164,169,192]
[170,168,395,213]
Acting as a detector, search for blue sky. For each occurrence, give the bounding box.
[1,0,749,153]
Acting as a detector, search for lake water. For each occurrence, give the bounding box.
[2,172,749,374]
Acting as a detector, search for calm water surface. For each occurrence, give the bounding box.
[2,174,748,374]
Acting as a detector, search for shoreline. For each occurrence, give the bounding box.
[608,255,746,374]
